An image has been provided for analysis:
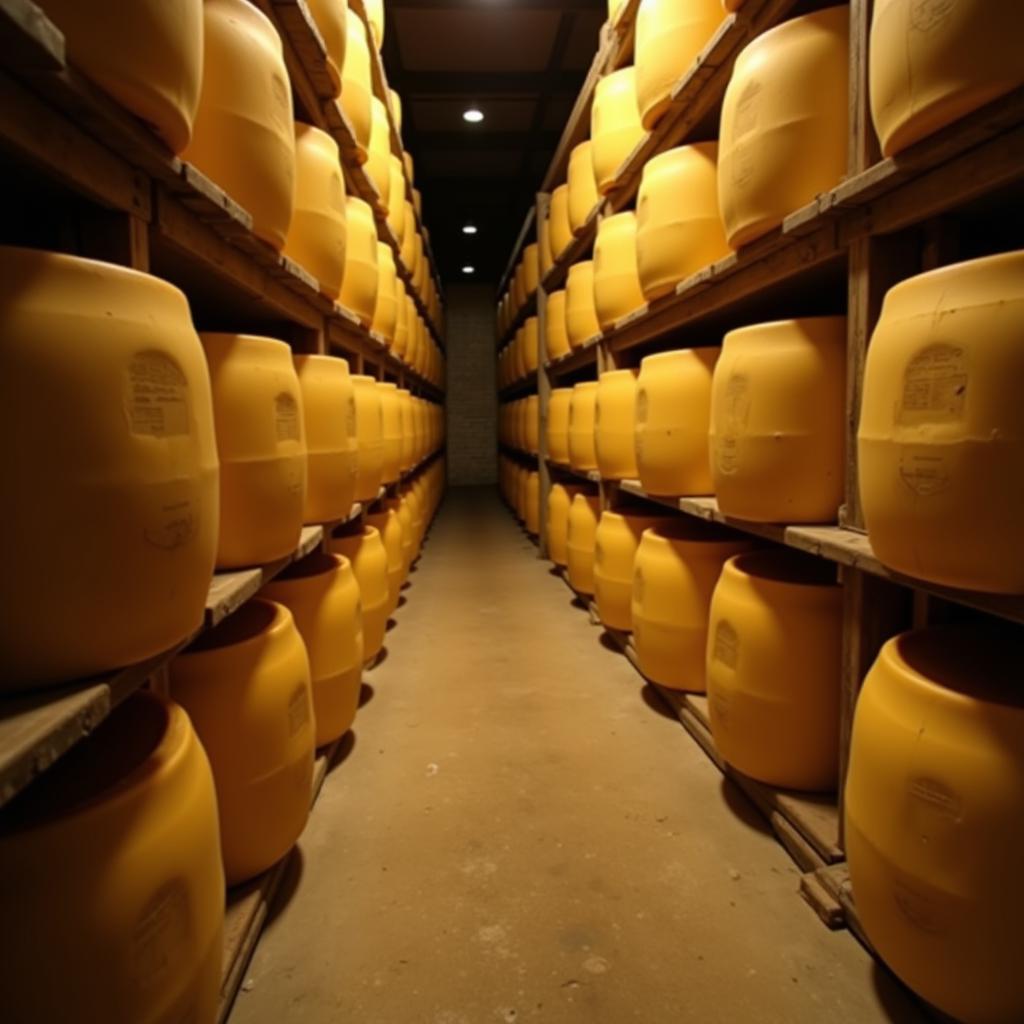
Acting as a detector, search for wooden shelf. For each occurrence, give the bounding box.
[546,337,600,377]
[0,522,345,810]
[497,289,538,349]
[498,371,538,400]
[613,481,1024,625]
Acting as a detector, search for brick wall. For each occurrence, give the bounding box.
[444,283,497,486]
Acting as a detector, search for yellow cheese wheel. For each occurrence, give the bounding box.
[0,250,218,688]
[635,347,719,496]
[568,140,600,233]
[377,381,403,485]
[845,627,1024,1023]
[0,692,223,1023]
[365,506,405,614]
[339,196,379,325]
[545,289,571,360]
[263,552,364,745]
[328,525,390,659]
[184,0,295,248]
[397,386,415,472]
[341,8,372,161]
[591,67,644,194]
[870,0,1024,156]
[635,0,723,128]
[284,123,347,298]
[306,0,346,96]
[593,211,646,329]
[170,599,315,884]
[632,521,752,690]
[706,551,841,790]
[594,510,672,630]
[858,252,1024,592]
[566,492,603,595]
[547,388,574,464]
[524,394,540,455]
[549,183,574,260]
[595,368,640,480]
[371,241,399,343]
[364,0,384,49]
[547,483,585,567]
[366,97,392,211]
[351,374,384,502]
[636,142,730,300]
[386,154,406,243]
[522,243,540,295]
[294,354,358,524]
[565,261,602,348]
[568,381,599,472]
[522,316,540,374]
[525,470,541,535]
[201,333,306,568]
[710,317,846,523]
[718,6,849,248]
[37,0,202,153]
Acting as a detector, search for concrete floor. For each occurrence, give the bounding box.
[231,486,923,1024]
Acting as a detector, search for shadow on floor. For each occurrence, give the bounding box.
[397,595,408,609]
[324,731,357,777]
[719,776,773,838]
[639,684,677,722]
[358,683,375,708]
[871,961,936,1024]
[265,847,305,930]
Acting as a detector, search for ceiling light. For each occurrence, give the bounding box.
[462,224,478,235]
[462,265,475,274]
[462,107,484,124]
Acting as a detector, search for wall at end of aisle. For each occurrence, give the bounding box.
[444,283,498,486]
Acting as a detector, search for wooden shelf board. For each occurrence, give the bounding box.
[0,527,328,810]
[546,337,600,377]
[497,289,538,348]
[498,370,538,399]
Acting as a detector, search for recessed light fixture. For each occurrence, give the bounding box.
[462,224,478,235]
[462,265,475,274]
[462,107,484,124]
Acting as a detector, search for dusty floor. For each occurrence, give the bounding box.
[231,486,923,1024]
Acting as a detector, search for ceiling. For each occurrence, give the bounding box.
[383,0,606,285]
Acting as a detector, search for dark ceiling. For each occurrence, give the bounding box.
[383,0,605,285]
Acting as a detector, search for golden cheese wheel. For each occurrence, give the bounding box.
[593,211,646,330]
[706,551,842,791]
[858,252,1024,593]
[328,525,390,659]
[636,142,731,301]
[568,381,599,472]
[0,249,218,688]
[635,0,723,128]
[201,333,306,569]
[366,97,392,211]
[718,6,849,248]
[377,381,403,485]
[566,492,602,595]
[37,0,203,153]
[0,692,223,1023]
[632,521,752,691]
[549,183,574,260]
[522,243,540,296]
[263,552,364,745]
[593,509,673,631]
[538,205,554,277]
[595,368,640,480]
[522,316,540,374]
[284,123,347,298]
[170,599,315,885]
[547,482,585,567]
[294,354,358,524]
[306,0,346,96]
[870,0,1024,156]
[547,388,574,464]
[710,317,847,523]
[565,261,602,348]
[184,0,295,248]
[545,289,571,360]
[364,0,384,49]
[591,66,645,194]
[371,241,399,344]
[339,196,379,325]
[636,347,719,496]
[340,8,373,161]
[365,506,405,614]
[845,627,1024,1023]
[568,140,600,234]
[351,374,384,502]
[386,154,406,243]
[525,470,541,535]
[397,386,415,472]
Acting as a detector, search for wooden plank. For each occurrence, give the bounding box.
[547,337,600,377]
[0,0,64,72]
[799,871,846,930]
[0,528,324,810]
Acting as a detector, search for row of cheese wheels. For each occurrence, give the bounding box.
[505,472,1024,1024]
[499,0,1023,333]
[532,249,1024,594]
[0,247,445,691]
[38,0,443,331]
[0,458,445,1024]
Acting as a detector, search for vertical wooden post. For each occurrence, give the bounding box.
[77,210,150,271]
[536,192,552,558]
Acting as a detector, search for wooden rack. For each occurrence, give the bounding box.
[0,0,448,1014]
[498,0,1024,941]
